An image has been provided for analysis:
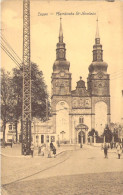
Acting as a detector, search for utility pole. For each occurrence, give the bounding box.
[22,0,31,155]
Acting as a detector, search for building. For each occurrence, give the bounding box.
[51,19,111,144]
[31,118,56,147]
[0,121,21,143]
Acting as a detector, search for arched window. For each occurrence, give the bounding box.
[79,116,84,124]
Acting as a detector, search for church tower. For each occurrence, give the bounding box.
[87,19,111,135]
[51,19,71,142]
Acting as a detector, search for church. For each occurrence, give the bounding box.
[51,19,111,144]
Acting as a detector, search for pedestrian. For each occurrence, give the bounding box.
[30,143,34,157]
[116,143,122,159]
[50,142,54,151]
[38,146,41,156]
[103,143,108,158]
[53,145,56,158]
[108,143,110,149]
[48,145,51,158]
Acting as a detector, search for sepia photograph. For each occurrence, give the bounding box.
[0,0,123,194]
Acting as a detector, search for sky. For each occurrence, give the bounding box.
[1,0,123,123]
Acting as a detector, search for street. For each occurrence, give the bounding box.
[1,145,123,195]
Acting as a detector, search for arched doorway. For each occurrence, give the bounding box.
[78,131,85,144]
[75,124,88,144]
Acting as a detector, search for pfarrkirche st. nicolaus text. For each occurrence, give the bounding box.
[56,11,96,16]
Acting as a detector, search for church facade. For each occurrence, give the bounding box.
[51,20,111,144]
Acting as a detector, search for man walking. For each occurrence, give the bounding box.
[103,143,108,158]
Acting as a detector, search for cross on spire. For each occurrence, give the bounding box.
[95,17,99,39]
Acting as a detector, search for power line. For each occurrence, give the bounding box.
[110,69,123,75]
[0,35,37,73]
[110,72,123,79]
[1,43,21,69]
[0,35,22,64]
[111,75,123,80]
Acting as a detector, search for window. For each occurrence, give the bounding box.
[9,125,12,130]
[13,125,16,131]
[41,135,44,144]
[51,136,55,142]
[79,117,84,124]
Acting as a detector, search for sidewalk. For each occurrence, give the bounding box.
[0,143,79,158]
[1,144,78,185]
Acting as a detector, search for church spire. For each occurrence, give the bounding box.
[59,17,63,43]
[95,17,99,39]
[95,17,100,45]
[92,18,103,62]
[53,18,70,72]
[56,18,66,61]
[88,18,108,74]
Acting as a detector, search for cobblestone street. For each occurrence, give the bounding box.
[3,172,123,195]
[1,144,123,194]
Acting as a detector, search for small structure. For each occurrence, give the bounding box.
[31,118,57,147]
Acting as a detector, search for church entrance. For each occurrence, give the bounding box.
[78,131,85,144]
[75,123,88,144]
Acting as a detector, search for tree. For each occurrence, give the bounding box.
[31,63,50,120]
[1,69,14,144]
[103,125,112,143]
[88,128,98,137]
[11,63,50,141]
[11,67,23,142]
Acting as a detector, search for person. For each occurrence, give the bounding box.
[53,145,56,158]
[50,142,54,151]
[30,143,34,157]
[103,143,108,158]
[116,143,122,159]
[38,146,41,156]
[48,144,51,158]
